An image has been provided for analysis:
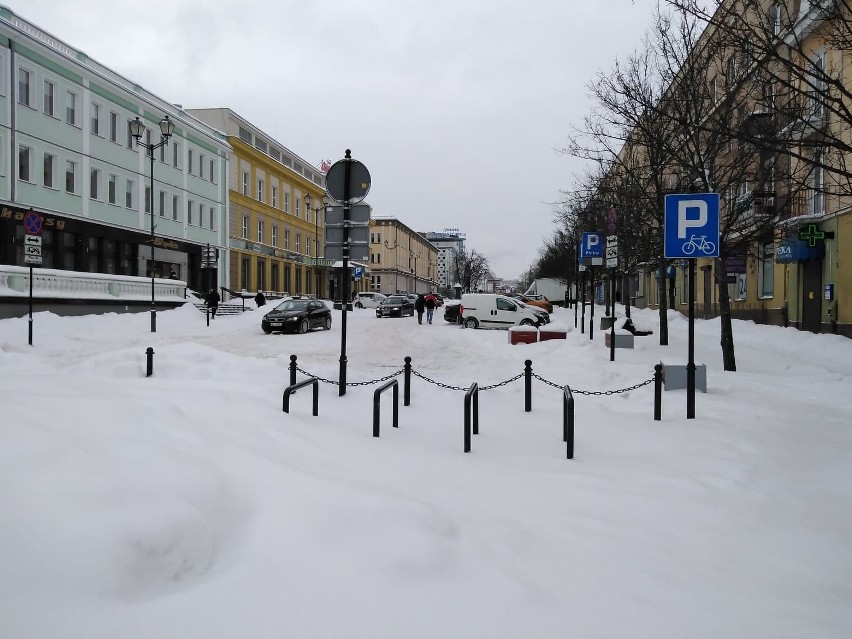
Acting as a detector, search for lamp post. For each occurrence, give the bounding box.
[130,115,175,333]
[409,249,422,293]
[304,193,328,296]
[384,238,400,293]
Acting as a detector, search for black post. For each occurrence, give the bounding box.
[654,363,663,421]
[403,356,411,406]
[206,305,210,327]
[28,265,33,346]
[290,354,297,387]
[146,347,154,378]
[563,386,574,459]
[580,270,586,333]
[524,359,532,412]
[589,267,595,340]
[149,150,157,333]
[687,259,696,419]
[609,271,616,362]
[339,150,352,396]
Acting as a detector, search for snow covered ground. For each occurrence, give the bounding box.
[1,302,851,638]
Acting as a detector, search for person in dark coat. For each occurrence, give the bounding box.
[206,289,220,318]
[255,291,266,307]
[414,294,426,325]
[424,293,438,324]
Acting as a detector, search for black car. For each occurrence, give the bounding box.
[376,295,415,318]
[444,301,462,323]
[262,299,332,334]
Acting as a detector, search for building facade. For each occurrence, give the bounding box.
[1,7,229,295]
[422,229,466,295]
[187,108,329,297]
[368,217,437,295]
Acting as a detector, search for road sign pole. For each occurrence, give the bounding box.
[687,259,696,419]
[589,266,595,341]
[610,269,616,362]
[339,150,352,396]
[28,265,33,346]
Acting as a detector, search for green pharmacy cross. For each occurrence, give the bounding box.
[798,223,825,248]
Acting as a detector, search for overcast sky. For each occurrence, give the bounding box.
[14,0,661,280]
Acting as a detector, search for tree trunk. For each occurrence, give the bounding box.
[715,259,737,372]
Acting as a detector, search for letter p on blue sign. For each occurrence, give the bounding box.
[664,193,720,258]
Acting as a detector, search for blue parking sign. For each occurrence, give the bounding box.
[354,266,363,281]
[664,193,720,259]
[580,232,604,259]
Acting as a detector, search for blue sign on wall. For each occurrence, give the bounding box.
[354,266,363,281]
[580,232,604,259]
[664,193,720,259]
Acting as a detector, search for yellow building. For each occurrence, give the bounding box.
[187,108,330,297]
[368,217,438,295]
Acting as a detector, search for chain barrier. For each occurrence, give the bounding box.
[532,372,654,395]
[411,369,523,392]
[296,365,403,387]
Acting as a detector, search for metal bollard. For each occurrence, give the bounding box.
[404,356,411,406]
[654,363,663,421]
[524,359,532,412]
[564,386,574,459]
[290,354,297,387]
[146,347,154,378]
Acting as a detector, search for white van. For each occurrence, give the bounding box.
[353,292,387,309]
[460,293,545,329]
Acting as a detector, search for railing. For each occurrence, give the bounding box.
[0,265,186,301]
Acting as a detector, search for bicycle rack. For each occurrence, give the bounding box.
[464,382,479,453]
[372,379,399,437]
[563,385,574,459]
[283,377,318,415]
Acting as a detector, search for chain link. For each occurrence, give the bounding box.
[531,372,654,395]
[295,366,403,387]
[294,364,652,395]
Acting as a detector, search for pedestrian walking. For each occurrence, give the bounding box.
[424,293,438,324]
[206,289,220,319]
[255,290,266,307]
[414,294,426,325]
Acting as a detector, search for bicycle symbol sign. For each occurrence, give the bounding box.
[664,193,720,259]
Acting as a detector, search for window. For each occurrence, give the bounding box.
[209,206,215,230]
[242,171,249,195]
[90,167,100,199]
[144,185,151,213]
[199,154,204,179]
[812,149,824,214]
[242,215,249,239]
[257,178,264,202]
[159,143,165,163]
[209,159,215,183]
[272,185,278,208]
[43,80,55,116]
[284,192,290,213]
[18,145,31,182]
[17,68,31,106]
[91,103,101,135]
[769,3,781,36]
[758,242,775,297]
[241,257,250,291]
[188,149,193,174]
[187,200,193,225]
[66,91,78,126]
[43,152,55,188]
[296,233,301,253]
[110,111,118,142]
[306,236,311,257]
[198,205,204,228]
[108,174,117,204]
[272,225,278,247]
[809,52,826,118]
[65,161,77,193]
[172,195,179,221]
[284,228,290,250]
[159,190,165,218]
[126,119,134,149]
[257,219,264,243]
[173,142,180,168]
[126,179,134,209]
[726,56,737,89]
[296,198,301,218]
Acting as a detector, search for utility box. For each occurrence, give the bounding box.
[661,361,707,392]
[604,331,634,349]
[508,326,538,345]
[600,316,617,330]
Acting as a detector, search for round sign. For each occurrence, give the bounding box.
[325,158,371,204]
[24,211,44,235]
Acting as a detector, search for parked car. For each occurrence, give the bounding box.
[444,301,462,323]
[460,293,546,329]
[353,292,387,309]
[516,300,550,324]
[262,299,332,334]
[376,295,415,318]
[513,293,554,314]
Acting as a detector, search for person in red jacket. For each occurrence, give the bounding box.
[424,293,438,324]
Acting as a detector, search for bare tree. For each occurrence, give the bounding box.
[452,248,491,293]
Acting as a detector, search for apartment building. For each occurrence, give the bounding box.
[1,7,229,293]
[187,108,327,297]
[422,229,466,295]
[368,217,438,295]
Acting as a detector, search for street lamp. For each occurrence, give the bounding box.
[130,115,175,333]
[384,238,400,293]
[304,193,329,296]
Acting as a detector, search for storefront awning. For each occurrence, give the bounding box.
[775,238,825,263]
